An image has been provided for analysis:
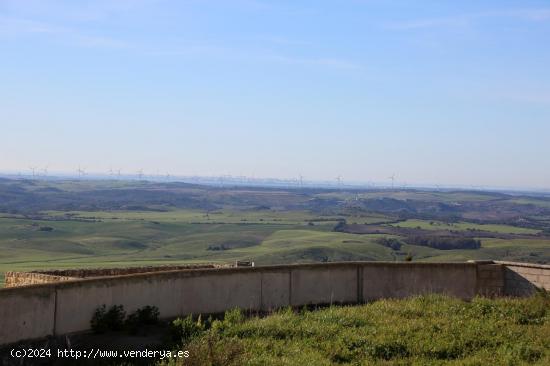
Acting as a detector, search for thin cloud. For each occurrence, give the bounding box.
[0,16,63,34]
[0,14,358,71]
[385,16,470,31]
[255,35,311,46]
[272,55,361,70]
[0,15,130,49]
[385,8,550,31]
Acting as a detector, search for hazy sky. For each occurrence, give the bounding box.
[1,0,549,189]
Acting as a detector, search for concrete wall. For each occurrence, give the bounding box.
[0,286,56,345]
[476,263,505,297]
[362,263,478,300]
[0,261,545,346]
[495,261,550,296]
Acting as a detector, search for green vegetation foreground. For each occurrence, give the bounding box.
[164,293,550,366]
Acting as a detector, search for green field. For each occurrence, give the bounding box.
[1,179,550,287]
[2,208,550,287]
[392,219,542,235]
[0,209,395,285]
[162,294,550,365]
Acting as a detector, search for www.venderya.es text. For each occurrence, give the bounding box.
[11,348,189,360]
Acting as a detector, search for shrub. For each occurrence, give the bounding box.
[332,220,347,232]
[90,305,126,333]
[125,305,160,334]
[367,341,409,360]
[515,288,550,325]
[184,333,245,366]
[171,315,205,344]
[405,236,481,250]
[375,237,402,251]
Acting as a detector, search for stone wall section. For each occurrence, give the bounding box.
[4,272,77,288]
[4,264,225,288]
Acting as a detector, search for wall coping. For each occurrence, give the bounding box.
[0,261,478,294]
[494,261,550,270]
[5,271,78,279]
[26,264,222,278]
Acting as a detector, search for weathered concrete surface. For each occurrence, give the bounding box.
[54,270,262,335]
[260,271,290,311]
[495,261,550,296]
[0,286,56,345]
[476,264,504,297]
[290,266,357,306]
[55,275,185,334]
[180,272,262,315]
[362,263,477,300]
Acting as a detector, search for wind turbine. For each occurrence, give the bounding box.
[42,165,49,178]
[137,169,144,180]
[299,174,304,188]
[388,174,396,189]
[335,175,343,188]
[29,166,37,178]
[77,166,86,178]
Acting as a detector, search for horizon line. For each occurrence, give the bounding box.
[0,171,548,196]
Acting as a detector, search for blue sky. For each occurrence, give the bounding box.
[1,0,549,189]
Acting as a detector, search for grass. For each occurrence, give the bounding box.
[162,294,550,365]
[0,210,393,281]
[317,190,503,203]
[404,238,550,263]
[392,219,541,235]
[43,209,333,225]
[1,209,550,288]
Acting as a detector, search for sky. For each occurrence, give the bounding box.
[1,0,549,189]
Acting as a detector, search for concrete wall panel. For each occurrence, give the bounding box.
[261,271,290,311]
[362,264,477,301]
[290,266,357,306]
[180,272,262,315]
[55,276,184,334]
[0,286,55,345]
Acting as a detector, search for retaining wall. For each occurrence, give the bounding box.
[0,261,546,346]
[495,261,550,296]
